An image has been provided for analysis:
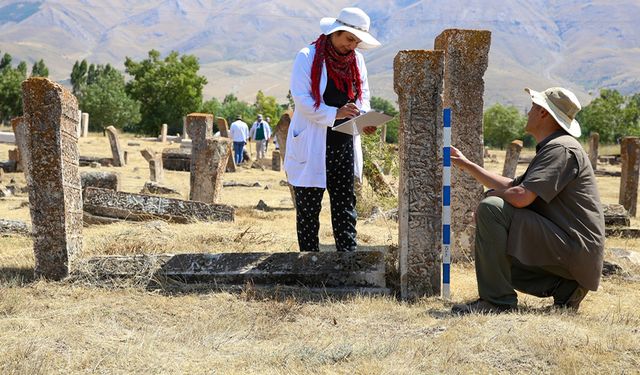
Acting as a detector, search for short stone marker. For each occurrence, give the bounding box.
[435,28,491,261]
[81,112,89,137]
[106,126,125,167]
[272,150,281,171]
[619,137,640,216]
[161,123,168,143]
[589,132,599,171]
[83,187,234,223]
[394,49,445,299]
[216,117,236,172]
[602,204,630,227]
[22,77,83,280]
[140,148,164,182]
[12,117,30,178]
[502,140,523,178]
[0,218,31,236]
[80,171,120,192]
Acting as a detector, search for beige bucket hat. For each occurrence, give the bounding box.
[320,7,381,50]
[525,87,582,138]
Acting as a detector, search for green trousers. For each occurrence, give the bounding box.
[474,196,578,307]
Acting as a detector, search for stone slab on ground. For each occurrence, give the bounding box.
[74,251,387,292]
[603,203,630,227]
[162,148,191,171]
[80,171,119,192]
[0,218,31,235]
[83,187,234,223]
[605,228,640,238]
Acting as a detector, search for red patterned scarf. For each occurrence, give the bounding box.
[310,34,362,110]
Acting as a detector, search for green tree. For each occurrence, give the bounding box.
[217,93,254,125]
[125,49,207,135]
[0,57,27,122]
[30,59,49,77]
[254,90,282,124]
[483,103,527,148]
[79,68,141,131]
[70,59,88,97]
[370,96,399,143]
[578,89,640,142]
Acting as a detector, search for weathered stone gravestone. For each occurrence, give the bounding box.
[272,150,281,171]
[435,29,491,261]
[140,148,164,183]
[273,113,294,202]
[502,140,523,179]
[182,116,189,140]
[394,50,445,300]
[619,137,640,216]
[589,132,599,171]
[81,112,89,137]
[11,117,31,181]
[105,126,125,167]
[22,77,83,280]
[187,113,231,204]
[161,123,168,143]
[76,110,82,138]
[216,117,236,172]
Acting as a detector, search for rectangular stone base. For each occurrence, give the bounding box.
[74,251,387,294]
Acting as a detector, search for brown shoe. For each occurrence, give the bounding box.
[451,299,515,315]
[554,286,588,310]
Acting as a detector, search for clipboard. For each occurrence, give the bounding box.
[331,111,393,135]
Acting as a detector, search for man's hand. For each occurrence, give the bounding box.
[450,146,471,170]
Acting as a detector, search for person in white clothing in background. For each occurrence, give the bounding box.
[229,115,249,165]
[284,7,380,252]
[249,114,272,160]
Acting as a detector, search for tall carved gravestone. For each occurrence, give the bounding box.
[188,114,230,203]
[394,50,445,300]
[22,77,83,280]
[216,117,236,172]
[106,126,126,167]
[502,140,523,178]
[434,29,491,260]
[619,137,640,217]
[589,132,599,171]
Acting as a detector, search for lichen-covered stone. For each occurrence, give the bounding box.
[106,126,125,167]
[187,114,229,203]
[435,29,491,260]
[619,137,640,216]
[80,171,120,192]
[589,132,600,171]
[394,50,444,299]
[502,140,523,179]
[83,187,234,223]
[22,77,82,280]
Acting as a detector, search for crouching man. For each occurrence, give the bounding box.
[451,87,604,315]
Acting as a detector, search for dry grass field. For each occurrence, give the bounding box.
[0,129,639,374]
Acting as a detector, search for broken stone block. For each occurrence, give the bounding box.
[0,218,31,236]
[81,171,120,192]
[140,181,181,196]
[602,204,630,227]
[83,187,233,223]
[619,137,640,217]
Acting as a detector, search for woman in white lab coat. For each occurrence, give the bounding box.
[284,7,381,252]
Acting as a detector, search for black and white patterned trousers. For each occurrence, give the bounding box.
[294,141,357,252]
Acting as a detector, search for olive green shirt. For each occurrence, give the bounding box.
[507,131,605,291]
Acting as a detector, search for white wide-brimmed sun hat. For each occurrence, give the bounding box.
[525,87,582,138]
[320,7,381,50]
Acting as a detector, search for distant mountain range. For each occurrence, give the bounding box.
[1,0,639,109]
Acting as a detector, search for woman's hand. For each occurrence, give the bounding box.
[336,103,360,119]
[362,126,377,135]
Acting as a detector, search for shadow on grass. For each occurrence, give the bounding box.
[0,267,35,285]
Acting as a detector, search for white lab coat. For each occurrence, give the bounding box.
[284,44,371,188]
[249,120,272,140]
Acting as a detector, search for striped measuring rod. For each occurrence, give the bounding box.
[442,108,452,300]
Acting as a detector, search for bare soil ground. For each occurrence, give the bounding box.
[0,130,638,374]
